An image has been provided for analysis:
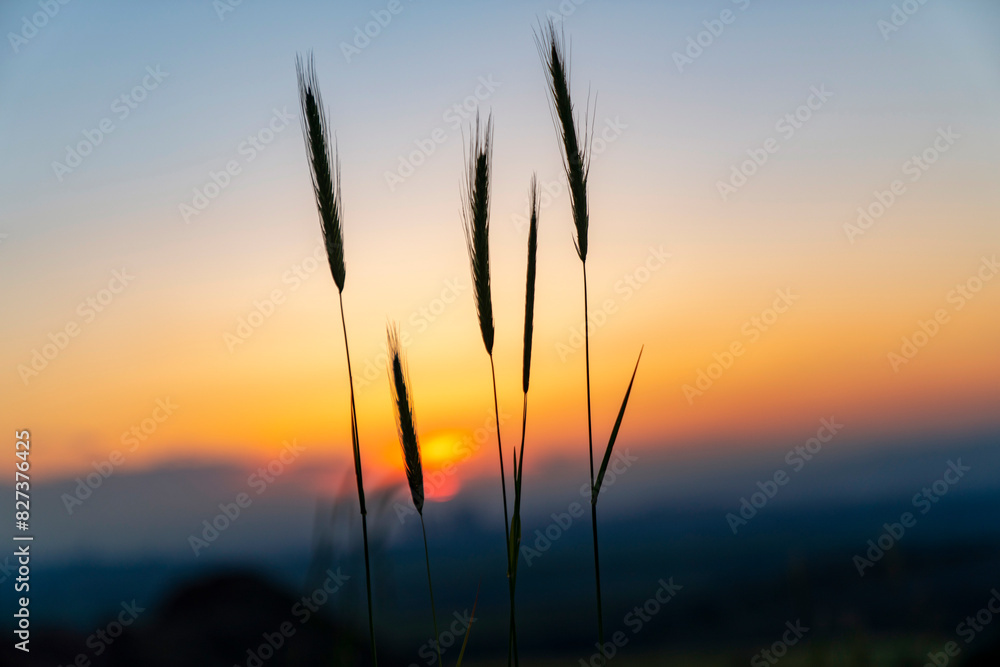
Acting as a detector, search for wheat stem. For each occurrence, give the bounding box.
[337,292,377,666]
[583,263,605,663]
[509,391,529,667]
[490,354,512,560]
[508,175,538,667]
[583,263,594,487]
[591,502,605,664]
[420,514,442,667]
[360,513,376,664]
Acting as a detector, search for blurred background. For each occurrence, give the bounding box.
[1,0,999,664]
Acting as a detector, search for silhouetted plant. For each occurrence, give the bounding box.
[535,22,643,664]
[387,326,442,667]
[292,28,645,664]
[460,112,520,661]
[295,51,377,666]
[507,174,540,667]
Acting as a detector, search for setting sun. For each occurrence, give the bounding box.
[382,429,470,501]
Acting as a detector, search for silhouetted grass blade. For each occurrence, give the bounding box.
[455,584,481,667]
[593,347,643,503]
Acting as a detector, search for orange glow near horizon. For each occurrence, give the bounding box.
[13,251,999,484]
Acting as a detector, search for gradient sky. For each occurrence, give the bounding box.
[2,0,998,494]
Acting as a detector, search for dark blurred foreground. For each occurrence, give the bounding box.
[6,432,1000,665]
[6,494,1000,666]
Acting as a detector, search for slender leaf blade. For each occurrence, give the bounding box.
[455,583,481,667]
[593,346,643,503]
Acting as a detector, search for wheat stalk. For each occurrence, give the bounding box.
[295,51,377,666]
[507,174,540,667]
[536,23,639,665]
[387,326,441,667]
[535,20,593,483]
[460,112,519,659]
